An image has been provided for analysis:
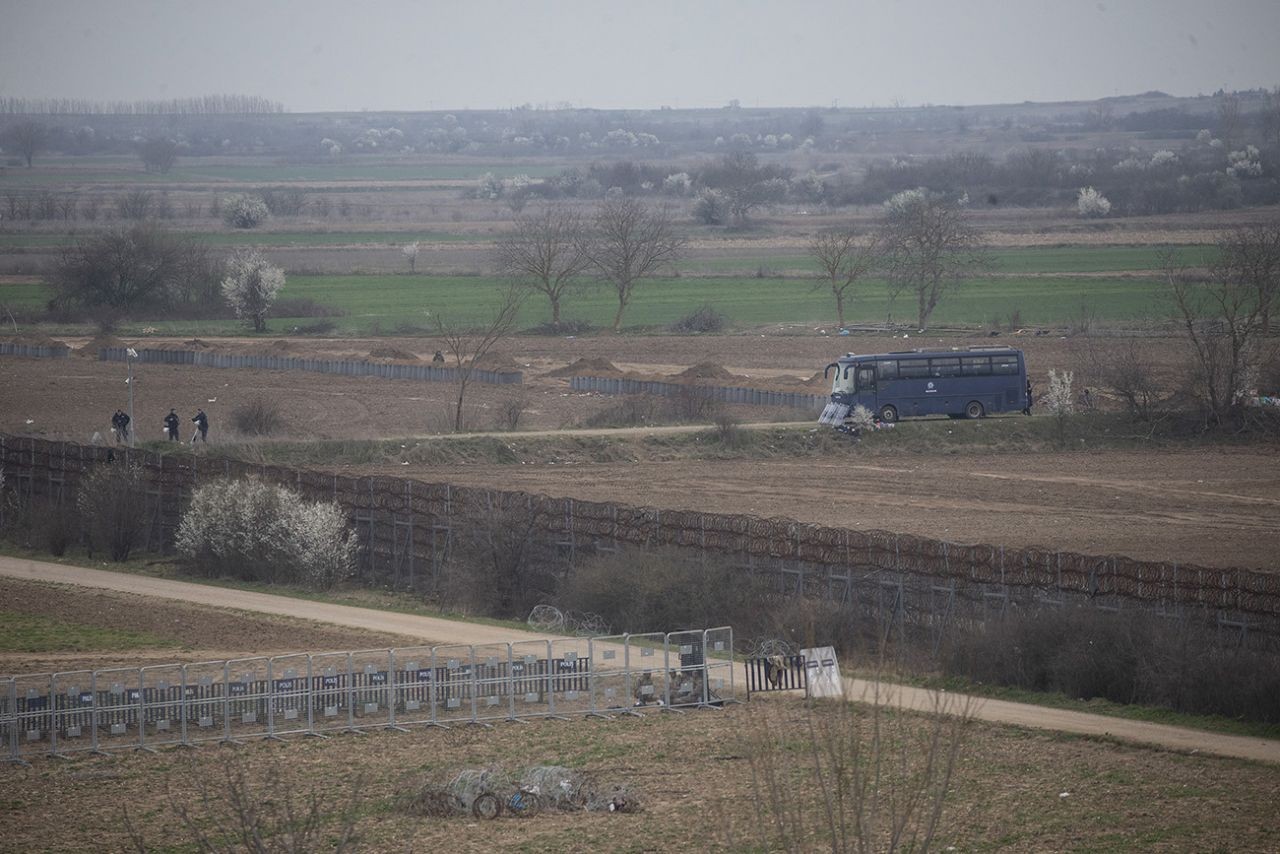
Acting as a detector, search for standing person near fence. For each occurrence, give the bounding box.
[190,408,209,443]
[164,409,180,441]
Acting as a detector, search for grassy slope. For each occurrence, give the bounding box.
[0,611,177,652]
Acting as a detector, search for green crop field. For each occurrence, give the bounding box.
[0,160,562,186]
[0,230,472,249]
[675,245,1211,275]
[1,272,1168,336]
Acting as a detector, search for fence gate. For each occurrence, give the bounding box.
[665,630,708,708]
[389,646,435,727]
[509,640,553,720]
[431,645,476,725]
[140,663,186,750]
[471,642,513,724]
[50,671,94,758]
[182,660,227,744]
[589,635,630,715]
[625,633,667,711]
[703,627,738,704]
[549,638,593,717]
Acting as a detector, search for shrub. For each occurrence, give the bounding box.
[669,304,726,333]
[1076,186,1112,217]
[497,394,528,431]
[221,193,269,229]
[78,464,148,561]
[231,397,283,436]
[175,478,355,589]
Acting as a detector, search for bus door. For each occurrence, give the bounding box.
[854,364,878,411]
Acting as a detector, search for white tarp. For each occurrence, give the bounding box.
[800,646,843,698]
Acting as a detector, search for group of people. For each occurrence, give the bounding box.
[110,407,209,444]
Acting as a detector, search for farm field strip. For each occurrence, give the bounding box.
[0,272,1169,332]
[0,161,565,185]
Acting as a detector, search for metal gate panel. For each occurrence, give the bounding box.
[589,635,629,714]
[13,673,54,761]
[703,627,738,704]
[349,650,393,730]
[181,660,227,744]
[625,633,668,711]
[310,652,352,733]
[268,654,311,737]
[2,678,14,763]
[471,643,513,722]
[666,630,709,708]
[224,658,271,742]
[140,664,186,749]
[389,646,435,726]
[92,667,143,751]
[548,638,592,717]
[508,640,553,719]
[50,671,95,756]
[431,645,476,725]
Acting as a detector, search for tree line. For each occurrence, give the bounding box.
[0,94,284,115]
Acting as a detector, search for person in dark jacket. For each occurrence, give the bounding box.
[164,409,180,441]
[191,409,209,443]
[118,410,130,442]
[432,350,446,364]
[110,410,123,443]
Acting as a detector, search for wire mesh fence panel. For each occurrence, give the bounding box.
[140,664,186,750]
[93,667,143,751]
[625,633,668,712]
[471,643,514,723]
[13,673,54,761]
[349,650,394,730]
[509,640,553,720]
[181,660,227,744]
[223,658,271,742]
[548,638,593,717]
[389,646,436,726]
[2,678,15,763]
[310,652,353,733]
[666,630,709,708]
[268,654,312,737]
[703,627,738,705]
[431,645,476,725]
[588,635,630,714]
[50,671,95,757]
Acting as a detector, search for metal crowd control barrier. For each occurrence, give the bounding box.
[1,628,734,765]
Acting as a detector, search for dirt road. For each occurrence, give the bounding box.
[3,555,1276,764]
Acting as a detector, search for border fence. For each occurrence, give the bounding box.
[0,342,70,359]
[1,627,736,765]
[97,347,523,386]
[570,374,826,411]
[2,435,1278,640]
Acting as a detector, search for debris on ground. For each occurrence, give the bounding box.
[368,345,419,361]
[397,764,640,820]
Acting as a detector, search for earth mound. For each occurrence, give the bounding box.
[545,357,621,377]
[368,346,419,361]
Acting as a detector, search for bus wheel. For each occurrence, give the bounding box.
[964,401,985,419]
[878,405,898,424]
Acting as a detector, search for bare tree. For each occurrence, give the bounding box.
[4,120,48,167]
[580,196,685,332]
[699,151,789,226]
[435,285,524,431]
[809,229,879,328]
[879,190,990,331]
[138,137,180,173]
[1166,222,1280,423]
[50,225,215,312]
[496,206,591,328]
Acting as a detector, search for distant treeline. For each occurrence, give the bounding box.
[0,94,285,115]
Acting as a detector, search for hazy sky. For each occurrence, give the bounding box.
[3,0,1279,112]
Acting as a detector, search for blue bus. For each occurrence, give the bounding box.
[818,347,1029,425]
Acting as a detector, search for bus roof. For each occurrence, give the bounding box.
[836,347,1022,362]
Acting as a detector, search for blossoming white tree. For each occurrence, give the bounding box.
[1076,187,1112,218]
[221,193,269,229]
[402,241,420,273]
[176,478,355,589]
[221,249,285,332]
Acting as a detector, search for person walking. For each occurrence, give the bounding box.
[118,409,130,443]
[110,410,123,444]
[1023,379,1034,416]
[191,408,209,443]
[164,409,180,441]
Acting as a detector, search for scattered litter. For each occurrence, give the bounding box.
[398,764,640,821]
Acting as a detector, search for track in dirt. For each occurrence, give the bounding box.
[1,555,1276,764]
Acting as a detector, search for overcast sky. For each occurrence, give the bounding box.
[2,0,1279,112]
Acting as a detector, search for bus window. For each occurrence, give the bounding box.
[876,360,899,380]
[856,366,876,390]
[961,357,991,376]
[898,360,929,379]
[991,355,1019,375]
[929,358,960,377]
